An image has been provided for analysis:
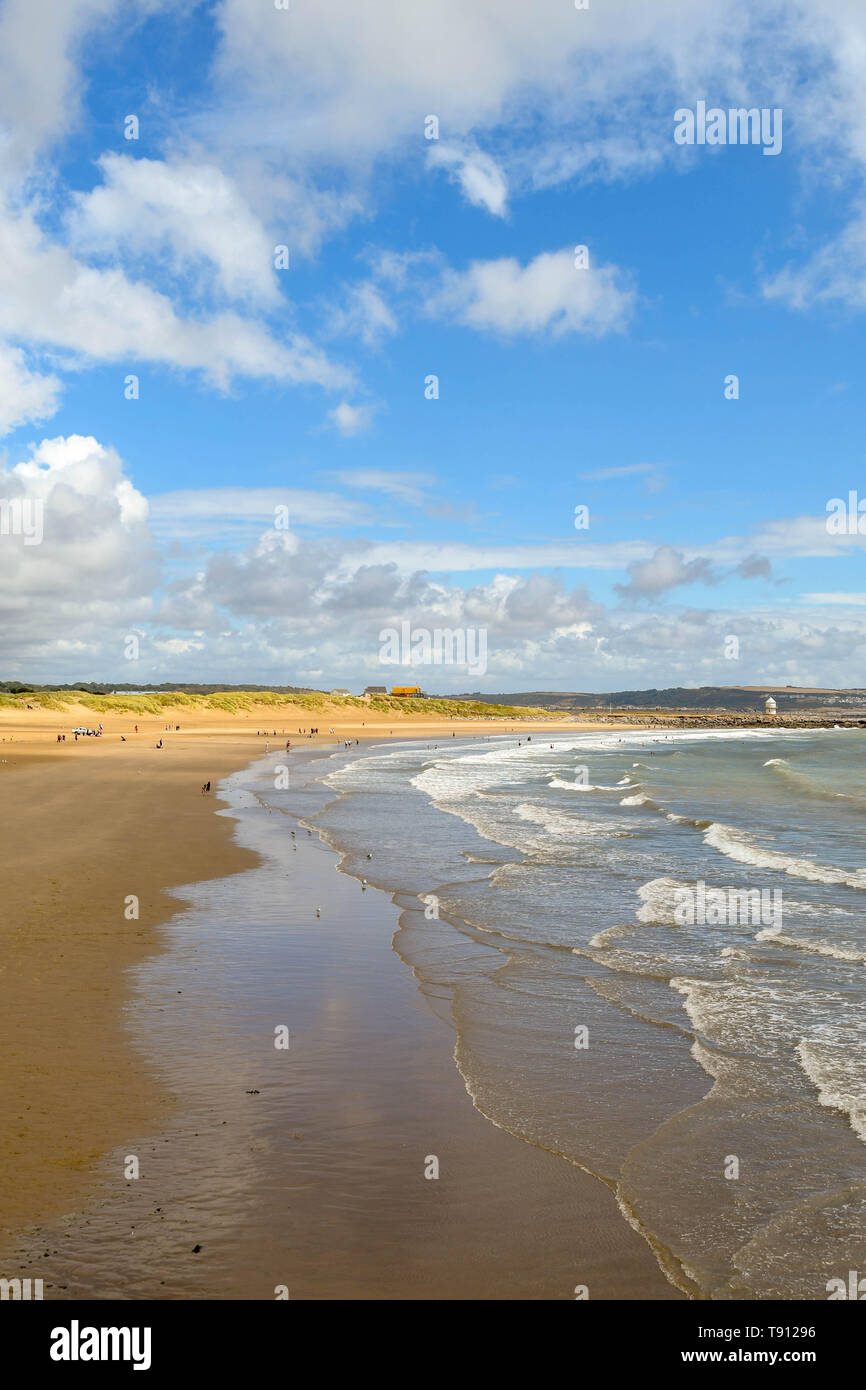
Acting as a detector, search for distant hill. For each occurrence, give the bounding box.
[0,681,317,696]
[455,686,866,712]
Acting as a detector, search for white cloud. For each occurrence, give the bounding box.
[0,344,62,433]
[615,545,717,599]
[802,592,866,605]
[149,486,372,541]
[0,0,134,174]
[211,0,757,174]
[426,143,508,217]
[0,202,351,410]
[430,247,635,337]
[0,434,156,670]
[327,280,398,346]
[67,154,280,306]
[3,452,866,689]
[331,470,435,505]
[327,401,375,436]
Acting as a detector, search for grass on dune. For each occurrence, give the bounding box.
[0,689,564,720]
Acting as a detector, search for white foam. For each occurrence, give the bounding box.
[756,925,866,964]
[797,1038,866,1144]
[703,821,866,890]
[635,877,691,925]
[548,776,621,791]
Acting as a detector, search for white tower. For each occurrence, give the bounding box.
[764,696,777,716]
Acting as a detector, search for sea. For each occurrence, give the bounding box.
[290,725,866,1299]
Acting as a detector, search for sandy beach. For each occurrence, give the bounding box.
[2,737,680,1298]
[4,699,864,1301]
[0,699,610,1274]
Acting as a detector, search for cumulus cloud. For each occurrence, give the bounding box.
[430,248,635,337]
[67,154,280,306]
[3,452,866,689]
[0,0,133,174]
[735,553,773,580]
[616,545,717,600]
[0,202,351,408]
[211,0,761,174]
[0,434,157,674]
[0,344,62,433]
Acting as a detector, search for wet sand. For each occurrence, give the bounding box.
[0,701,597,1268]
[2,745,679,1299]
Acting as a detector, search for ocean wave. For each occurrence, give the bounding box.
[763,756,866,809]
[703,821,866,889]
[513,802,602,839]
[548,776,622,792]
[634,876,691,925]
[756,924,866,964]
[796,1039,866,1144]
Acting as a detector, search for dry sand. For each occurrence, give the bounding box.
[0,700,593,1252]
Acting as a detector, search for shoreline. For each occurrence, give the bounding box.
[4,704,859,1293]
[4,738,681,1299]
[0,704,598,1266]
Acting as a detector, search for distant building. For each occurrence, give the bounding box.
[764,696,777,715]
[363,686,387,696]
[330,688,352,697]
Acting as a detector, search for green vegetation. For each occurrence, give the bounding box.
[0,688,565,720]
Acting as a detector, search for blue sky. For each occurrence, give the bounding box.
[1,0,865,690]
